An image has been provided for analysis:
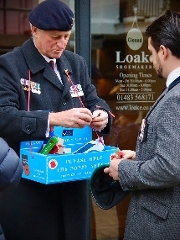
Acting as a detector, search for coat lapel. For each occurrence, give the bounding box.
[21,38,73,95]
[43,65,64,91]
[56,56,72,98]
[146,76,180,119]
[145,88,168,119]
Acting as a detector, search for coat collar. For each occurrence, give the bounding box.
[145,88,168,120]
[21,38,73,94]
[145,76,180,120]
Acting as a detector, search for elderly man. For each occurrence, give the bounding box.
[0,1,111,239]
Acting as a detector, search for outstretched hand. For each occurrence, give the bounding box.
[104,150,136,180]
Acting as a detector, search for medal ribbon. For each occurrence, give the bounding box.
[64,69,104,144]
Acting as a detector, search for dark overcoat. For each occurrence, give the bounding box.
[0,38,111,240]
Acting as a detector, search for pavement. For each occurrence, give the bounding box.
[91,195,131,240]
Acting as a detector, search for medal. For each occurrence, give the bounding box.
[20,78,41,94]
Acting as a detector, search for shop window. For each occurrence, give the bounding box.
[91,1,180,239]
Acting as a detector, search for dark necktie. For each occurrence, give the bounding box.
[49,60,55,71]
[49,60,63,85]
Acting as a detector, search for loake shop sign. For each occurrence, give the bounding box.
[115,51,151,63]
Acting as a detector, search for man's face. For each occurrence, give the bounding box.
[148,37,164,79]
[32,26,71,59]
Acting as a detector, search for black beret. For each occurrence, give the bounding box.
[90,164,129,210]
[29,0,74,31]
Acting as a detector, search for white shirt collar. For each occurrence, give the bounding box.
[166,67,180,87]
[42,55,56,65]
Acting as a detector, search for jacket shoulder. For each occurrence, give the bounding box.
[0,138,22,192]
[0,46,22,59]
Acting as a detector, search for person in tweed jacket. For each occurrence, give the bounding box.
[105,10,180,240]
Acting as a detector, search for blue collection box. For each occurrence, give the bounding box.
[20,126,119,184]
[20,125,92,149]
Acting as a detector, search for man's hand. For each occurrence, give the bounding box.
[49,108,93,128]
[104,150,136,180]
[104,158,122,181]
[90,109,108,131]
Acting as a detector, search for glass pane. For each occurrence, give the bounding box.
[91,0,180,239]
[0,0,37,54]
[61,0,75,51]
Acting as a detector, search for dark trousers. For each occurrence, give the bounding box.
[0,179,91,240]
